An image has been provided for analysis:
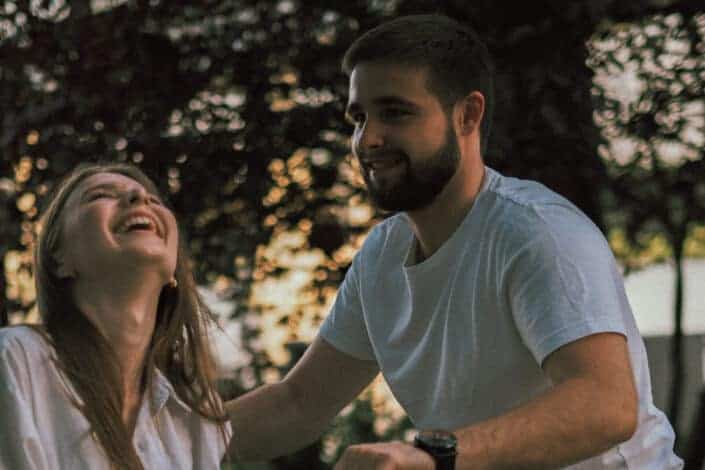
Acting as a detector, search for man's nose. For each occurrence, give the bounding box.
[355,119,384,155]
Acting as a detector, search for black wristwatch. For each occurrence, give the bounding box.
[413,429,457,470]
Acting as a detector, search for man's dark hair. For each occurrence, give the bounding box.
[342,14,494,155]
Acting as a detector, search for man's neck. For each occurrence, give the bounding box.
[406,162,486,262]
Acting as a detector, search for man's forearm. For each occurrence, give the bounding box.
[225,336,379,463]
[226,381,331,462]
[454,377,637,470]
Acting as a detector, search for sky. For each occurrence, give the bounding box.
[624,258,705,336]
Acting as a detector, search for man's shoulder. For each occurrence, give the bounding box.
[372,212,410,234]
[359,213,411,252]
[347,214,412,277]
[485,168,573,213]
[486,170,598,234]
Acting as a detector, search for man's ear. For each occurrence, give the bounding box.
[455,91,485,136]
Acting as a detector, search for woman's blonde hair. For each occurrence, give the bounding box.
[34,162,228,469]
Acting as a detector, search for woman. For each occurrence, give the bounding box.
[0,162,231,469]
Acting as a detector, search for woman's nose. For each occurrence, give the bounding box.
[124,187,149,206]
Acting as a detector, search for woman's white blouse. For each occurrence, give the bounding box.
[0,326,231,469]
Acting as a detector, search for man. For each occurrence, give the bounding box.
[227,14,682,469]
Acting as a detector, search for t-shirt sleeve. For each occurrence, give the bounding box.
[504,206,627,365]
[319,251,376,361]
[0,330,51,470]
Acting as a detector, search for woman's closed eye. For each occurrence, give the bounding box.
[86,189,116,201]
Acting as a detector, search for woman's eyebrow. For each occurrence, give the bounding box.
[81,182,164,203]
[80,182,129,200]
[81,182,119,196]
[84,182,119,192]
[80,182,126,197]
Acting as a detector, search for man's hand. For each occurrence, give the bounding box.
[334,441,435,470]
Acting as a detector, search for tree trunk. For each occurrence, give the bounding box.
[668,235,685,447]
[69,0,92,19]
[684,387,705,469]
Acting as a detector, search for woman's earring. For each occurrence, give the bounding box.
[168,277,178,288]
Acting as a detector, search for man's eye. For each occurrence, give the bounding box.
[346,113,365,125]
[381,108,410,120]
[148,195,163,205]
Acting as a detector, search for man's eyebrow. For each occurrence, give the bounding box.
[346,96,421,115]
[373,96,421,109]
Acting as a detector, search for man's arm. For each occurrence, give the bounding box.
[336,332,638,470]
[225,335,379,462]
[452,331,638,469]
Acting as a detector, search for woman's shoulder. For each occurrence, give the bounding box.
[0,325,52,363]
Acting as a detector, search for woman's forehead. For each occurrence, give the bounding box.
[76,172,154,196]
[62,171,150,207]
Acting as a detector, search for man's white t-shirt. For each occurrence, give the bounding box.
[320,166,682,469]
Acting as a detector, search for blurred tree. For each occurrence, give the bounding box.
[588,9,705,445]
[0,0,371,326]
[0,173,20,326]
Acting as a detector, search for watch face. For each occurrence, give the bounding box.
[414,429,458,452]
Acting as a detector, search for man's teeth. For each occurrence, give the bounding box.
[119,216,155,233]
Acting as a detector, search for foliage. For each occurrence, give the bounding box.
[589,11,705,272]
[0,0,375,345]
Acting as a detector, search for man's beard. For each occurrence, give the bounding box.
[361,127,460,212]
